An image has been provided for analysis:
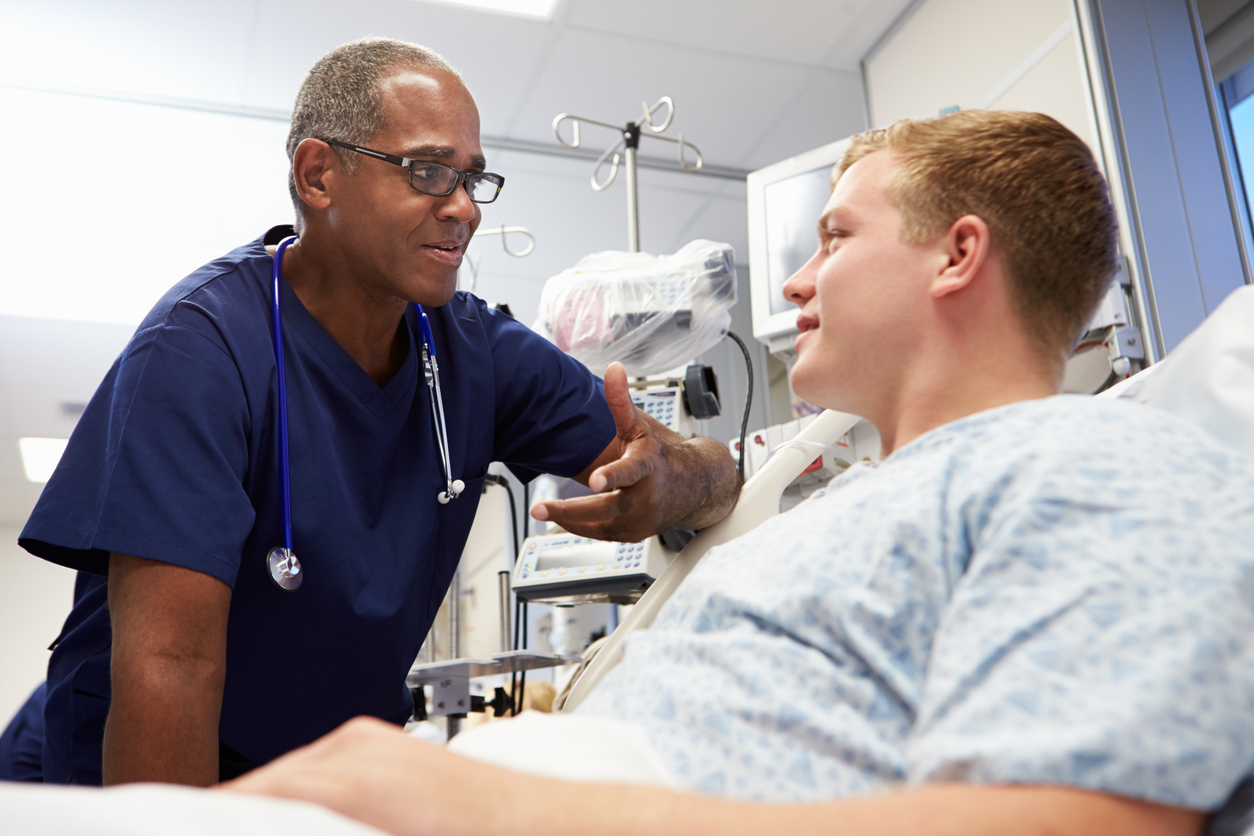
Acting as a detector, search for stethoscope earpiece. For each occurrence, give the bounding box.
[438,479,466,504]
[267,235,462,593]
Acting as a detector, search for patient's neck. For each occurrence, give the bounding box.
[872,327,1060,459]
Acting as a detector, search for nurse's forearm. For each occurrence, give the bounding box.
[102,651,226,785]
[103,552,231,786]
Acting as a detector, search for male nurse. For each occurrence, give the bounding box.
[6,37,739,786]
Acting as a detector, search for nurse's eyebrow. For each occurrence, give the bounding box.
[403,144,488,170]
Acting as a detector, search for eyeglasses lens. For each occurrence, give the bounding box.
[466,176,501,203]
[408,162,501,203]
[411,164,458,197]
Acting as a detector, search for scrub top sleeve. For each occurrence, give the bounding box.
[482,308,615,482]
[20,323,256,588]
[905,451,1254,809]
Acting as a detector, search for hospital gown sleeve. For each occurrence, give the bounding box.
[906,445,1254,810]
[20,322,255,588]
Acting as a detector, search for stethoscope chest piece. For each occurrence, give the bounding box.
[268,546,303,592]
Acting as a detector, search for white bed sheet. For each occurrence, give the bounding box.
[0,781,387,836]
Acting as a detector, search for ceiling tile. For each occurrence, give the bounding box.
[0,318,133,433]
[241,0,564,136]
[503,27,834,167]
[566,0,871,70]
[820,0,920,72]
[737,70,867,169]
[0,316,133,525]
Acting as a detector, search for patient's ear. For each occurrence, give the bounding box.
[931,214,991,299]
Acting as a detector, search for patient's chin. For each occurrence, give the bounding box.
[788,364,828,409]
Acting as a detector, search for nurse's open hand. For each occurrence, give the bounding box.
[530,362,740,543]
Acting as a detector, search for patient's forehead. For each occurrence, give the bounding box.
[821,150,903,230]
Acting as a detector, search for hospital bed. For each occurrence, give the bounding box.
[3,285,1253,834]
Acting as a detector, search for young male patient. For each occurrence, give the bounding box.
[224,111,1254,836]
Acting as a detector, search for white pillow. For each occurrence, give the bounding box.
[1103,285,1254,460]
[1104,286,1254,836]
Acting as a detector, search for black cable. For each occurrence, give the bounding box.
[523,481,530,541]
[511,598,522,716]
[725,332,754,482]
[517,601,528,714]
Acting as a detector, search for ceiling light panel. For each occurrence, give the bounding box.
[19,437,68,484]
[416,0,560,20]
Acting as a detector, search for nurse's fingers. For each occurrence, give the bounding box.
[531,492,650,543]
[603,362,646,439]
[587,448,654,493]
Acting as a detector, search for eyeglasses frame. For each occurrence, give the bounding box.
[319,138,505,204]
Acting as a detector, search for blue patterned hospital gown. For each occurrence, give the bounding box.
[578,396,1254,808]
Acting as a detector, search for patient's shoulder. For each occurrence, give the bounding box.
[957,394,1249,471]
[910,395,1254,544]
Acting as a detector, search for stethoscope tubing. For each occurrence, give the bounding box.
[267,234,462,591]
[418,310,454,498]
[271,236,298,553]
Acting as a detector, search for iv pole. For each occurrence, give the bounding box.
[552,97,704,253]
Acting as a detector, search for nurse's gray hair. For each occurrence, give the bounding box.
[286,37,462,220]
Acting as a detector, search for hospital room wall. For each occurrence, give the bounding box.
[864,0,1096,162]
[0,527,76,724]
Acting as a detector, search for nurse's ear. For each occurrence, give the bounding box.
[292,137,338,212]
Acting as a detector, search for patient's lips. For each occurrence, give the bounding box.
[794,313,819,351]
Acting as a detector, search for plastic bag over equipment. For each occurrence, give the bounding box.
[532,240,737,377]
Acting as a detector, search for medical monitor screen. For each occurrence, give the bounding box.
[763,166,834,316]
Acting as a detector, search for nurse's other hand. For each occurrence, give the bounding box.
[219,717,534,836]
[531,362,740,542]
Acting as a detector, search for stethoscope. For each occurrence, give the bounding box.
[266,235,464,592]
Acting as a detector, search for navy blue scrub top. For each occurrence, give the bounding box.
[19,227,615,784]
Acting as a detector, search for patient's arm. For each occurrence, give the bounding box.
[223,717,1203,836]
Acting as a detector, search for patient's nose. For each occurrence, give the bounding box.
[782,250,820,306]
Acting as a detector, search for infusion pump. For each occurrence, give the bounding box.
[633,387,692,435]
[512,530,676,605]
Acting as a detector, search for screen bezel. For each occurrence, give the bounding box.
[746,136,853,356]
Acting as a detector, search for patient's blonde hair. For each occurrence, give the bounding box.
[839,111,1118,365]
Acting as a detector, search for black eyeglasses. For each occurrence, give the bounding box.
[320,138,505,204]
